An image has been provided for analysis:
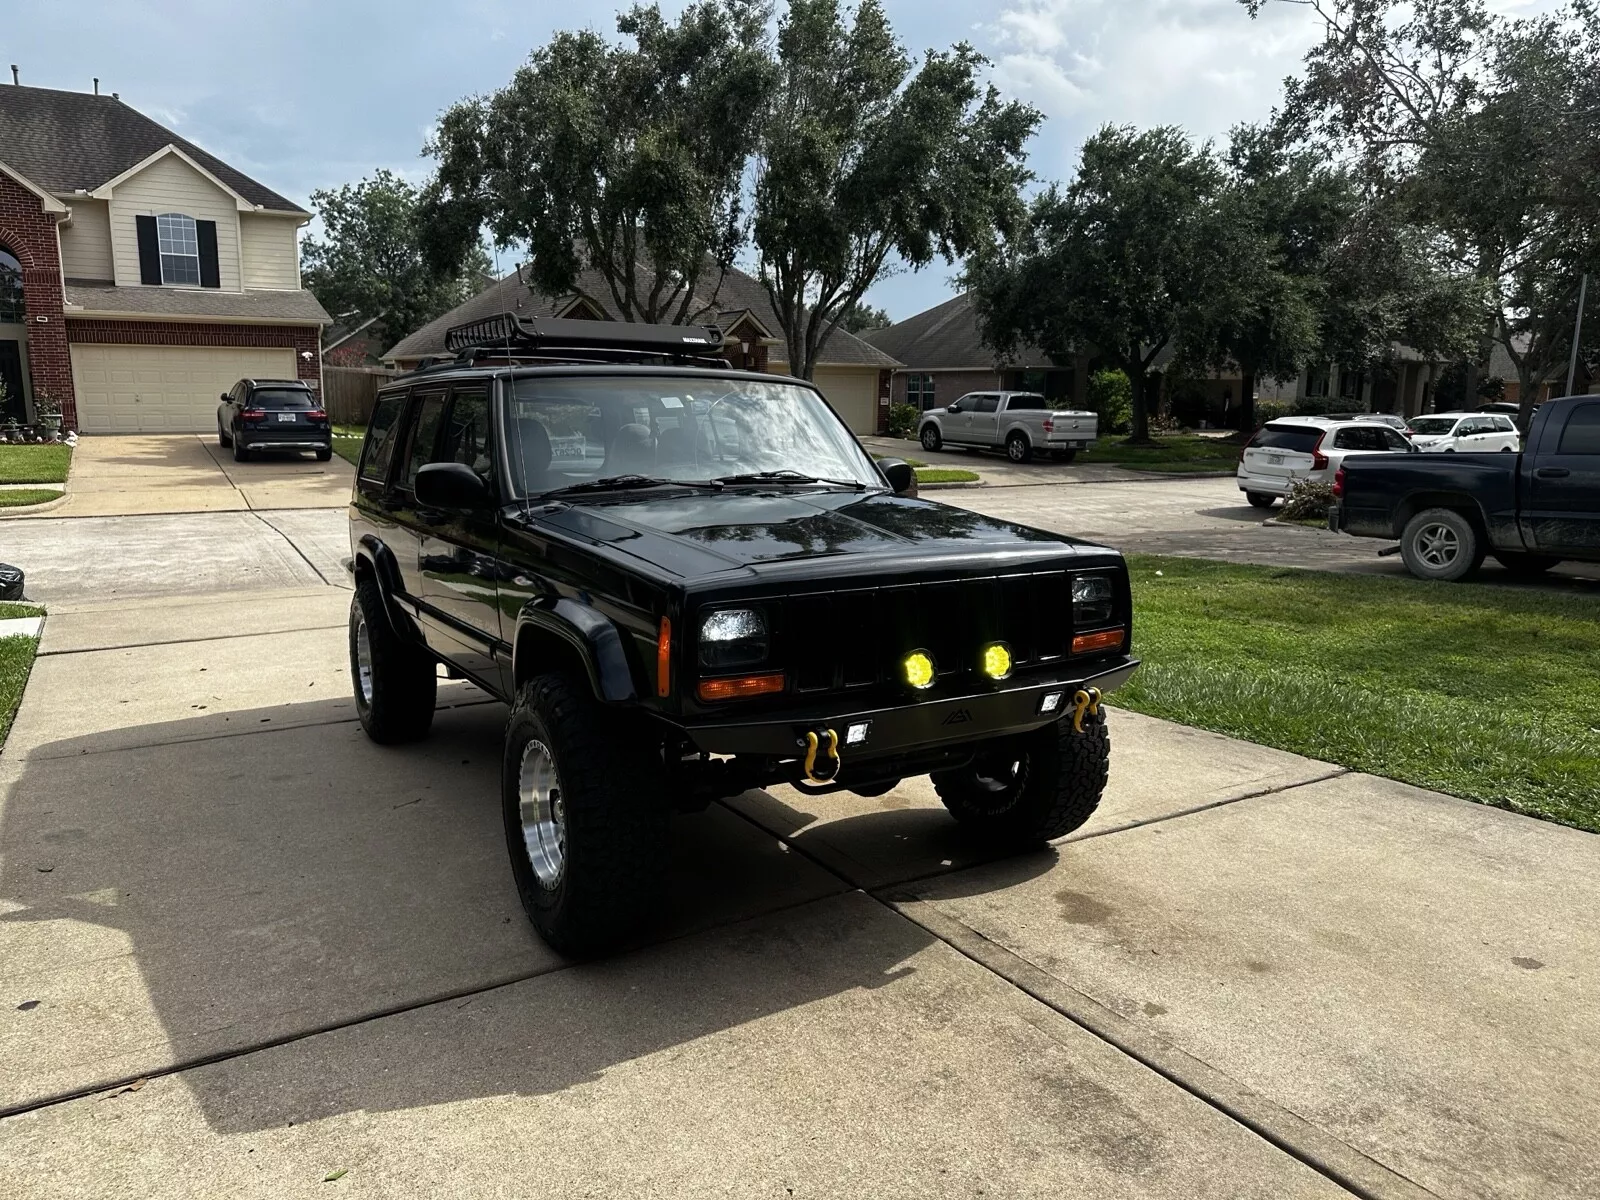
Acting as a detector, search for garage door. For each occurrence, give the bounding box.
[810,367,880,435]
[71,344,298,433]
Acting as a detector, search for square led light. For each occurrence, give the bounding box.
[846,721,871,746]
[1039,692,1064,715]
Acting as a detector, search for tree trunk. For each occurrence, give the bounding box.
[1238,366,1257,434]
[1126,366,1153,444]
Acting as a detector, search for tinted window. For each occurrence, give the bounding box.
[1006,394,1046,410]
[1495,416,1517,432]
[1408,417,1460,435]
[1558,403,1600,455]
[1383,428,1412,451]
[402,394,447,490]
[250,388,315,411]
[438,388,493,480]
[360,391,407,482]
[1251,425,1323,453]
[1333,427,1389,451]
[974,394,1000,414]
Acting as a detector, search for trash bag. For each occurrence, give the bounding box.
[0,563,23,601]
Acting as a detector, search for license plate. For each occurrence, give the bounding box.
[1268,454,1284,465]
[1068,441,1084,449]
[276,412,296,422]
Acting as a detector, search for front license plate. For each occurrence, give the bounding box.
[276,412,296,422]
[1268,454,1284,465]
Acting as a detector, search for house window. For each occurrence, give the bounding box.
[1339,369,1364,401]
[0,248,23,322]
[906,374,936,410]
[156,213,201,285]
[1305,367,1330,399]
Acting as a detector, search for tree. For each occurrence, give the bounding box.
[754,0,1039,379]
[302,170,490,348]
[838,301,891,334]
[968,126,1224,443]
[420,1,774,323]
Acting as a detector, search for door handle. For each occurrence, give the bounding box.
[1535,467,1571,479]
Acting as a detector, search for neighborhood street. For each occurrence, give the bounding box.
[2,442,1597,1198]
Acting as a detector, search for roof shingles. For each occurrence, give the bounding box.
[860,292,1056,370]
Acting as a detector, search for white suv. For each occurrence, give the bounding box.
[1237,418,1415,508]
[1406,412,1522,453]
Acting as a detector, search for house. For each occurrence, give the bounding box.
[323,315,388,367]
[0,83,329,432]
[383,265,901,436]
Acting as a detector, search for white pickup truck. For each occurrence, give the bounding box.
[917,391,1099,463]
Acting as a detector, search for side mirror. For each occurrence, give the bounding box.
[220,393,230,402]
[416,461,491,510]
[946,404,962,414]
[877,458,916,496]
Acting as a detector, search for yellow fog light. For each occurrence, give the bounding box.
[903,649,936,690]
[981,642,1013,680]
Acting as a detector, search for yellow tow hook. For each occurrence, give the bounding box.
[1071,687,1103,734]
[803,728,842,785]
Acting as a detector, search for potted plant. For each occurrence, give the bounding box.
[33,390,62,434]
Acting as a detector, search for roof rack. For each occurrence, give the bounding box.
[439,313,730,367]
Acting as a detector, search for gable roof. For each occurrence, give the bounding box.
[860,291,1056,371]
[0,84,304,213]
[384,262,900,370]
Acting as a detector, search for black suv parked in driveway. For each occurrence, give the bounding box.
[217,378,332,462]
[347,315,1139,955]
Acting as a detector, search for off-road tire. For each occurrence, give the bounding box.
[1006,432,1033,463]
[316,446,333,462]
[920,424,943,453]
[350,576,436,744]
[1400,507,1484,582]
[1246,491,1275,509]
[1049,449,1078,464]
[503,674,668,956]
[1493,551,1560,576]
[932,709,1110,847]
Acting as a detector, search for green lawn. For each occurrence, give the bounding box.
[0,603,43,619]
[0,631,40,749]
[0,444,72,483]
[0,488,62,508]
[1078,435,1238,474]
[916,468,980,484]
[1120,555,1600,831]
[332,424,365,467]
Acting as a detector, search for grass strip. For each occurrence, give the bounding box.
[0,488,63,508]
[1121,554,1600,831]
[916,468,981,484]
[0,633,39,749]
[0,445,72,484]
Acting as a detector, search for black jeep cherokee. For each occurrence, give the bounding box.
[348,315,1138,955]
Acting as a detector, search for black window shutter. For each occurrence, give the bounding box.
[135,215,162,285]
[196,220,221,288]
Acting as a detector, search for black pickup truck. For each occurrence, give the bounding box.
[348,314,1138,955]
[1331,394,1600,580]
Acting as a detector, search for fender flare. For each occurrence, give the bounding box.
[352,535,418,641]
[514,598,639,703]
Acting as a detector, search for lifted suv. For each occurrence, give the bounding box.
[347,315,1138,955]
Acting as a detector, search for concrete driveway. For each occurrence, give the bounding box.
[39,434,353,518]
[2,566,1597,1195]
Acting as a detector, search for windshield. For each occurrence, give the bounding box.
[504,375,882,497]
[1408,417,1459,435]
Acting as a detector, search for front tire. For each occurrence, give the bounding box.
[932,709,1110,847]
[1400,507,1484,582]
[1246,491,1276,508]
[350,576,436,743]
[920,424,943,453]
[1006,432,1033,463]
[503,674,668,956]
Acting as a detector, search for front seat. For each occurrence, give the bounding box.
[605,423,655,476]
[655,423,698,471]
[511,419,553,491]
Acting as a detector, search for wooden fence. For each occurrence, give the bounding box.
[322,366,401,426]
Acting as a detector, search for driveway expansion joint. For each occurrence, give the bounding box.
[1062,765,1352,844]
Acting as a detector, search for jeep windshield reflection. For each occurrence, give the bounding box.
[504,376,882,497]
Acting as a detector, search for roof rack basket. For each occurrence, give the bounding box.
[442,313,728,365]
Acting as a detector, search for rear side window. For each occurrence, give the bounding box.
[1558,403,1600,454]
[361,391,407,483]
[1383,428,1411,450]
[1251,425,1323,452]
[1333,427,1389,451]
[250,388,315,411]
[402,393,447,490]
[1006,394,1046,410]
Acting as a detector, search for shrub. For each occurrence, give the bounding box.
[1085,369,1132,434]
[1280,479,1335,521]
[887,402,920,439]
[1254,399,1291,425]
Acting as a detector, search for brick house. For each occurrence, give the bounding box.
[0,83,328,432]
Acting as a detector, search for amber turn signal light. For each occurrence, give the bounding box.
[697,673,785,702]
[1071,629,1125,655]
[657,616,672,698]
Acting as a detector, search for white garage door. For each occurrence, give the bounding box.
[71,344,298,433]
[810,367,880,435]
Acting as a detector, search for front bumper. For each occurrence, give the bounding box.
[683,655,1139,758]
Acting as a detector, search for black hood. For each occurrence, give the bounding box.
[526,488,1114,581]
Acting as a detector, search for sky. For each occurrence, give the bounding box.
[1,0,1560,322]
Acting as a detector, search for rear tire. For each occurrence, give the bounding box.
[350,576,436,744]
[1006,432,1033,463]
[1246,491,1275,508]
[933,709,1110,847]
[232,437,250,462]
[1049,449,1078,463]
[316,446,333,462]
[920,424,942,453]
[1493,551,1560,576]
[1400,507,1484,582]
[502,674,668,956]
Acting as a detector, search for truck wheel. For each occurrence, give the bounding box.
[1400,508,1484,582]
[1006,432,1033,463]
[920,424,942,453]
[932,710,1110,847]
[1493,552,1560,576]
[1246,492,1275,508]
[503,674,668,956]
[350,576,436,744]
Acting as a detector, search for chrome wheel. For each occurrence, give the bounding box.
[519,739,566,889]
[354,611,374,705]
[1416,522,1460,569]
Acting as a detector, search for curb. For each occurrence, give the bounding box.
[916,480,986,491]
[0,490,69,519]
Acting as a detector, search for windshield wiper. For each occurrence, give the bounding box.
[713,470,868,491]
[539,474,724,499]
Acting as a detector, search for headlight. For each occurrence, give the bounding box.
[699,607,769,670]
[1072,574,1115,627]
